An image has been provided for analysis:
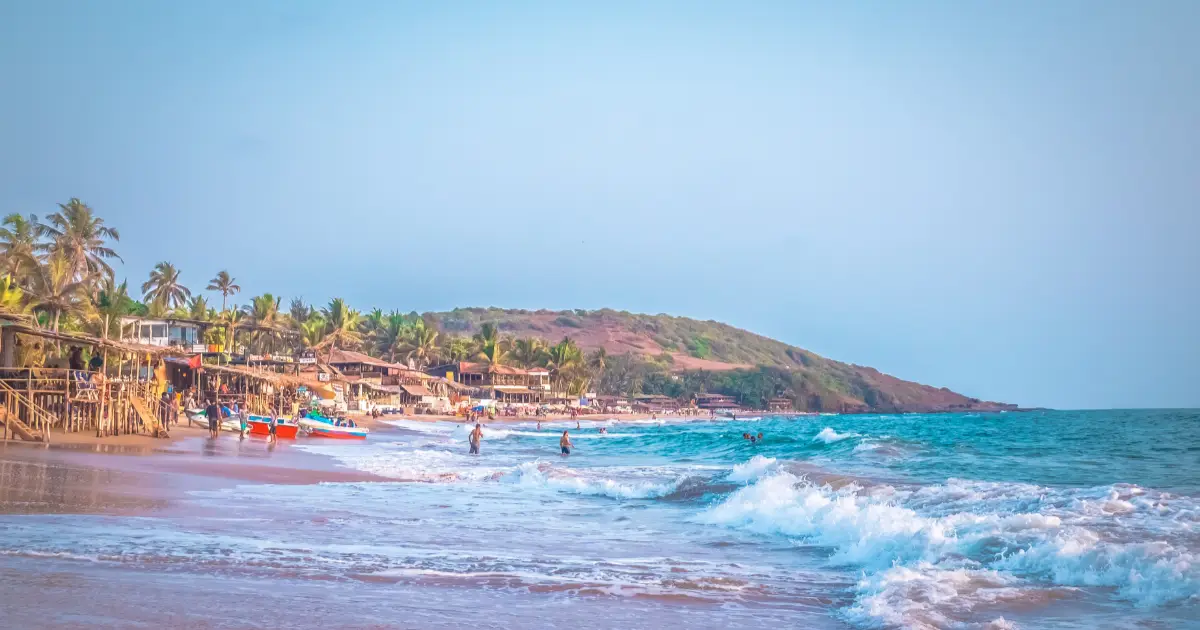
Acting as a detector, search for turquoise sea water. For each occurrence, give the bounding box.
[0,410,1196,629]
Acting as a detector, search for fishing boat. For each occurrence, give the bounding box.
[245,415,299,439]
[298,414,369,440]
[304,423,368,440]
[187,408,208,427]
[188,408,245,433]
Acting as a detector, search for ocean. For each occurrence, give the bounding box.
[1,410,1197,629]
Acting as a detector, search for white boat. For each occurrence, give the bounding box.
[299,416,369,439]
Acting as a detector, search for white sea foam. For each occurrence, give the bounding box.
[813,427,859,444]
[501,461,681,500]
[700,472,1200,627]
[727,455,778,483]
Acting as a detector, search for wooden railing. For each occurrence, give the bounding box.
[0,367,173,439]
[0,378,58,442]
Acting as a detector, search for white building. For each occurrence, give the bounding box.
[120,316,207,352]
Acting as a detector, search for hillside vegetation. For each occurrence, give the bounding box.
[426,308,1015,413]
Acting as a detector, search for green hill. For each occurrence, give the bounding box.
[426,308,1015,413]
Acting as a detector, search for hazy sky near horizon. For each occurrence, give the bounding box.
[1,1,1197,410]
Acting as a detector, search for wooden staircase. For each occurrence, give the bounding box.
[128,396,166,438]
[0,380,51,442]
[0,407,44,442]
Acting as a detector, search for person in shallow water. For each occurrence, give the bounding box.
[469,423,482,455]
[204,398,220,438]
[560,430,573,456]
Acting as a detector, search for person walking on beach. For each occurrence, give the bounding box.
[204,398,221,438]
[469,423,483,455]
[560,430,573,456]
[267,412,278,444]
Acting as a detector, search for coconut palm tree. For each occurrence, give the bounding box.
[41,198,120,282]
[371,312,409,362]
[242,293,282,352]
[218,308,244,355]
[25,251,90,334]
[511,337,546,368]
[321,297,362,352]
[142,261,191,310]
[206,270,240,312]
[288,298,312,328]
[402,320,440,369]
[473,322,508,365]
[93,278,135,339]
[360,308,385,338]
[546,337,584,395]
[0,213,45,282]
[299,315,327,350]
[0,275,28,314]
[587,348,608,380]
[443,337,473,363]
[186,295,210,321]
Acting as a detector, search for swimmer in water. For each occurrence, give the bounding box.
[469,423,482,455]
[560,430,573,456]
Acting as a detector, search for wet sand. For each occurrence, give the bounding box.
[0,428,388,515]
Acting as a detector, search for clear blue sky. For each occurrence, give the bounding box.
[1,1,1197,410]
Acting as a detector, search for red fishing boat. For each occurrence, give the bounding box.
[246,415,299,439]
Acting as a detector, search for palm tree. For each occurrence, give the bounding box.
[546,337,584,395]
[142,261,191,310]
[443,337,473,363]
[372,312,409,362]
[473,322,508,365]
[476,332,507,366]
[218,308,244,355]
[206,271,240,312]
[0,213,45,282]
[402,321,440,369]
[94,278,135,339]
[288,298,312,328]
[299,315,327,350]
[242,293,282,352]
[511,337,546,368]
[25,251,90,334]
[321,297,362,352]
[41,198,120,282]
[0,274,28,314]
[361,308,385,337]
[186,295,210,321]
[587,348,608,379]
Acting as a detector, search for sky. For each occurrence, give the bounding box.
[1,1,1197,410]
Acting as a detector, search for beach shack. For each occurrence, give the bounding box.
[632,394,679,414]
[328,349,449,412]
[695,393,741,412]
[431,362,549,404]
[767,397,793,412]
[164,357,301,416]
[0,313,182,441]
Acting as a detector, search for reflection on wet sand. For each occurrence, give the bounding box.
[0,456,167,514]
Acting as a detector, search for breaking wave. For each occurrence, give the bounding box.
[699,472,1199,627]
[813,427,859,444]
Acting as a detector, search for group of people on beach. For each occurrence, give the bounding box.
[200,398,287,444]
